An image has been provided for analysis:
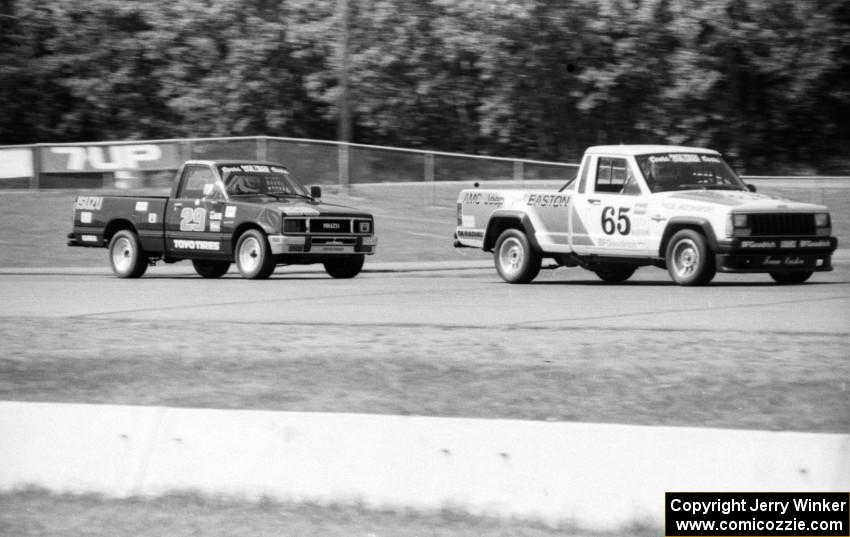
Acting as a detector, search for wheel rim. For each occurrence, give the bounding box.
[671,238,699,278]
[498,237,524,276]
[238,236,262,273]
[111,236,134,273]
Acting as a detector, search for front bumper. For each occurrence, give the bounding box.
[268,234,377,255]
[715,236,837,273]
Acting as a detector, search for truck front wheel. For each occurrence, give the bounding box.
[192,260,231,278]
[494,228,541,283]
[235,229,275,279]
[769,271,813,284]
[324,255,365,278]
[109,229,148,278]
[665,229,715,286]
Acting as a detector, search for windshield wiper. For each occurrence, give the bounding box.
[270,192,315,201]
[229,192,280,199]
[677,184,747,191]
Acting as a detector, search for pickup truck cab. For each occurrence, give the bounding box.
[454,145,837,285]
[68,160,377,279]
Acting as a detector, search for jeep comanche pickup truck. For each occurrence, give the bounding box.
[454,145,837,285]
[68,160,377,279]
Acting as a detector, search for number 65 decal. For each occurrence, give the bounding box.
[601,206,631,235]
[180,207,206,231]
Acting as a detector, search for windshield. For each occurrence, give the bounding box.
[219,164,311,198]
[635,153,747,192]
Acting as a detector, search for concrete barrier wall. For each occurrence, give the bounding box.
[1,401,847,530]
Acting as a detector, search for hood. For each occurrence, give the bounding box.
[230,196,370,217]
[662,190,826,212]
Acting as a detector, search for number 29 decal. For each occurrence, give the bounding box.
[601,206,631,235]
[180,207,206,231]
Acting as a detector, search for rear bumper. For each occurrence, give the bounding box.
[715,236,837,273]
[67,231,102,247]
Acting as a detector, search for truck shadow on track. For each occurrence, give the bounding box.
[515,279,846,287]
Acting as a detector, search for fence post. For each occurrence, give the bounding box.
[513,160,524,182]
[31,145,41,190]
[424,152,435,205]
[338,143,350,189]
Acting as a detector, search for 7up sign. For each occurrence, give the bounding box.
[42,143,180,173]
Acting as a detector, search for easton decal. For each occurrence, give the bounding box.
[527,194,569,208]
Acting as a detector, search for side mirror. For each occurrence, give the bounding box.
[746,184,757,192]
[310,185,322,199]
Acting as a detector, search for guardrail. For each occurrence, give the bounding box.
[0,136,578,190]
[1,402,848,531]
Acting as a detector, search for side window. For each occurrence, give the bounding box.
[178,166,214,199]
[594,157,630,194]
[577,154,591,194]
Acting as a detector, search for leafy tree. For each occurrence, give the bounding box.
[0,0,847,173]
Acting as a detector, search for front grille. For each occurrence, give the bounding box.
[309,219,352,233]
[750,213,815,236]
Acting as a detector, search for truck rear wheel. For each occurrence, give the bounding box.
[324,255,365,279]
[593,264,637,283]
[109,229,148,278]
[494,228,541,283]
[192,260,231,278]
[665,229,715,286]
[235,229,275,279]
[769,271,813,284]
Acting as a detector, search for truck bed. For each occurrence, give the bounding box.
[70,194,169,253]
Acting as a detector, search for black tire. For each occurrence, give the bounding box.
[235,229,275,279]
[192,259,231,278]
[769,271,813,285]
[108,229,148,278]
[593,264,637,283]
[323,255,365,279]
[665,229,715,286]
[494,228,541,283]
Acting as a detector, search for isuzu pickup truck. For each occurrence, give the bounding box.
[68,160,377,279]
[454,145,837,285]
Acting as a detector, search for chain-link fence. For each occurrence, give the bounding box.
[0,136,578,190]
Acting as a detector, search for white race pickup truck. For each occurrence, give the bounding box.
[454,145,837,285]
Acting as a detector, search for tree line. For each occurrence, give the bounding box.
[1,0,848,173]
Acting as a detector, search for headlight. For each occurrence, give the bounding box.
[814,213,830,227]
[357,220,372,233]
[732,214,748,228]
[283,218,306,233]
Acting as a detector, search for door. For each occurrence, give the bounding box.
[164,164,228,259]
[572,156,652,256]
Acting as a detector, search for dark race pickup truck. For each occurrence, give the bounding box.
[68,160,378,279]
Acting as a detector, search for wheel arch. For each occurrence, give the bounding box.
[231,222,268,256]
[659,217,719,258]
[103,219,137,245]
[483,211,541,252]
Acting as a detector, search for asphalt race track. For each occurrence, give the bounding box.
[3,259,849,335]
